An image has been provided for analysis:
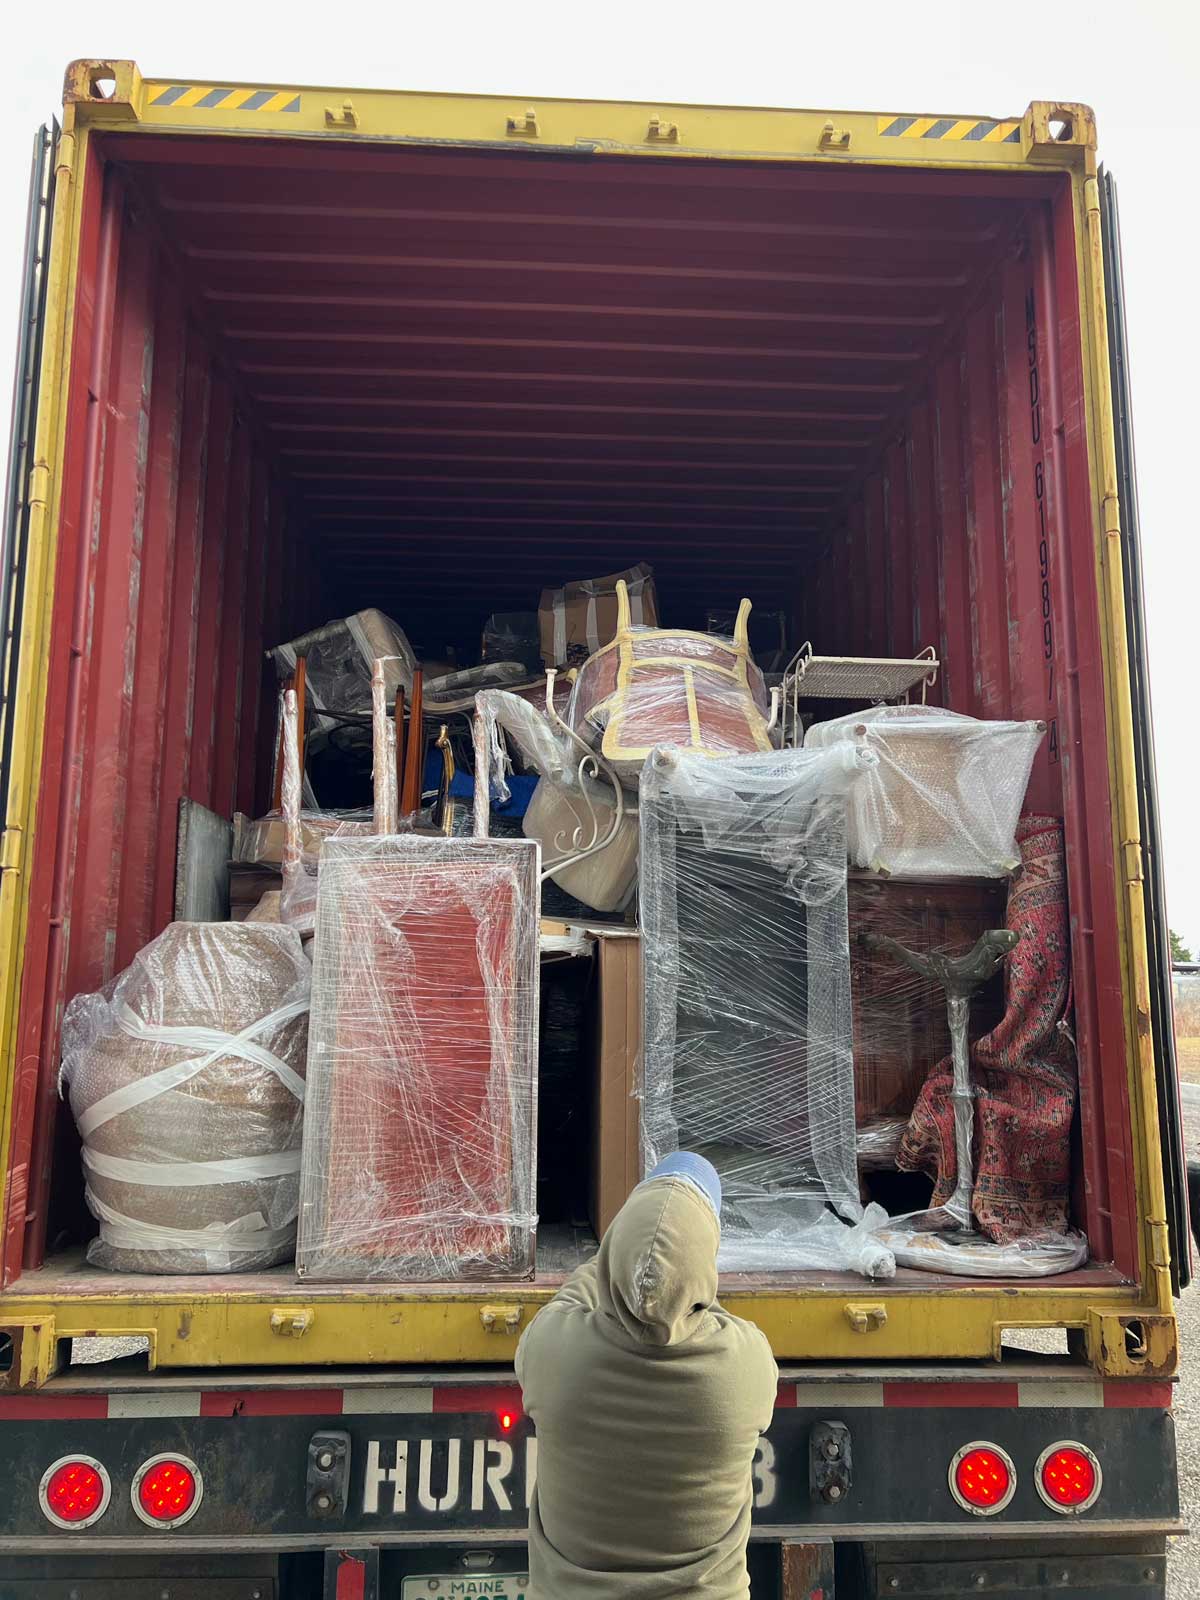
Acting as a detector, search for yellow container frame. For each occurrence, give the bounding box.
[0,64,1175,1381]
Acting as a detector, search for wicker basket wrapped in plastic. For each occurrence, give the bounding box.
[60,923,311,1274]
[804,705,1044,878]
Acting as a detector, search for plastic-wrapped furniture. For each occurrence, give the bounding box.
[539,561,658,668]
[848,874,1007,1122]
[296,835,539,1280]
[61,922,311,1273]
[639,746,871,1267]
[568,582,774,789]
[269,609,416,716]
[804,705,1045,877]
[474,687,639,914]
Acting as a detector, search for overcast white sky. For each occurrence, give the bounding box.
[4,1,1199,943]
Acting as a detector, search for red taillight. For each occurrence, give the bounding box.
[500,1411,515,1431]
[131,1453,203,1528]
[948,1442,1016,1515]
[1036,1441,1102,1513]
[39,1455,111,1529]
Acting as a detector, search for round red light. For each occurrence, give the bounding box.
[1037,1442,1101,1512]
[44,1460,106,1524]
[949,1443,1016,1515]
[134,1456,199,1525]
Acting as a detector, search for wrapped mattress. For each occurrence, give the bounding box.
[61,922,311,1274]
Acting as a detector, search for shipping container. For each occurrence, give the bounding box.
[0,62,1186,1596]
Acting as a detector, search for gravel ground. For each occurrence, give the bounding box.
[1169,1086,1200,1597]
[1170,1276,1199,1598]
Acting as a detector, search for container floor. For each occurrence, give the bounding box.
[7,1231,1127,1299]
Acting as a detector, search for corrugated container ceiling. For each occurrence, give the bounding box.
[108,135,1036,638]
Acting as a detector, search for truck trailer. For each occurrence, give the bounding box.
[0,61,1188,1599]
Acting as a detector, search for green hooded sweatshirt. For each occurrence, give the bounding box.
[515,1177,779,1599]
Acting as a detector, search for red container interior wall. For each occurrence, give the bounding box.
[4,155,311,1281]
[0,135,1141,1286]
[799,196,1132,1268]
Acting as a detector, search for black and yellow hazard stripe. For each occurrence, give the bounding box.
[149,85,301,113]
[877,114,1019,143]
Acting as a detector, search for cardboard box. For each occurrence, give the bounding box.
[538,562,658,668]
[589,932,642,1239]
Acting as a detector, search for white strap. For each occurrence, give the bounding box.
[552,589,566,665]
[84,1146,299,1187]
[77,998,309,1140]
[87,1188,296,1255]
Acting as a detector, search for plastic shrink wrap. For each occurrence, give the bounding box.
[848,875,1007,1127]
[296,835,539,1280]
[424,661,531,715]
[640,746,886,1273]
[277,689,377,934]
[60,923,311,1273]
[871,1222,1088,1278]
[716,1201,897,1278]
[539,560,658,668]
[269,609,416,714]
[234,808,366,867]
[475,688,639,914]
[483,611,542,672]
[804,705,1044,877]
[569,587,773,789]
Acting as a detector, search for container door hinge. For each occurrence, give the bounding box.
[1120,837,1144,886]
[480,1304,524,1335]
[270,1307,314,1338]
[325,100,358,130]
[0,826,22,876]
[845,1302,887,1333]
[26,461,51,510]
[506,108,540,139]
[1147,1217,1171,1271]
[646,116,679,144]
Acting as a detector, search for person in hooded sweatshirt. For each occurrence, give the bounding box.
[515,1152,779,1600]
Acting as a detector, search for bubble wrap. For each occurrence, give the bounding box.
[804,705,1044,877]
[640,746,879,1271]
[296,835,540,1281]
[60,922,311,1274]
[871,1221,1089,1278]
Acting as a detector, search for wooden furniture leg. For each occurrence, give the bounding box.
[394,687,406,814]
[400,667,424,817]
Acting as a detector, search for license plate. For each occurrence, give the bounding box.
[402,1577,529,1599]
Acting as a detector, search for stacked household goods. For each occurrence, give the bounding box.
[567,583,774,788]
[60,922,311,1274]
[295,835,540,1281]
[639,745,892,1278]
[803,706,1087,1277]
